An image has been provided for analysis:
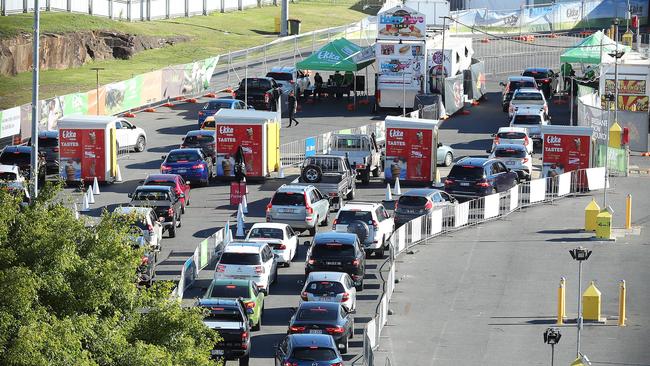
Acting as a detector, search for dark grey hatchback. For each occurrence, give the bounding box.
[444,157,519,201]
[394,188,457,226]
[288,301,355,354]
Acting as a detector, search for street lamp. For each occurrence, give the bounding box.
[90,67,105,115]
[543,327,562,366]
[569,246,592,357]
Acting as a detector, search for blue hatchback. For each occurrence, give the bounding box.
[197,98,247,127]
[160,148,214,186]
[275,334,343,366]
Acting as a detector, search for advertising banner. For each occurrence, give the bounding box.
[305,137,316,157]
[542,134,591,177]
[601,95,649,112]
[604,79,646,95]
[377,6,426,41]
[59,129,82,181]
[385,127,433,182]
[443,74,465,115]
[376,42,425,90]
[429,49,452,78]
[216,124,263,177]
[80,129,106,181]
[229,181,247,205]
[0,107,21,139]
[469,60,487,100]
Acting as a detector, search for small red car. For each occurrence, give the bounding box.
[143,174,191,213]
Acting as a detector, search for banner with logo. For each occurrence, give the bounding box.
[443,74,465,115]
[215,124,263,177]
[604,79,646,95]
[0,107,21,139]
[377,6,426,41]
[385,127,433,182]
[376,43,425,91]
[469,60,487,100]
[542,133,592,177]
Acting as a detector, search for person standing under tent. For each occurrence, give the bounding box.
[314,72,324,101]
[561,62,575,91]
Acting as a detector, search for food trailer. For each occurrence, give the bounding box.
[212,109,281,180]
[57,115,120,183]
[384,115,439,185]
[541,125,594,178]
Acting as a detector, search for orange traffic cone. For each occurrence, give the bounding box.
[144,107,156,112]
[123,112,136,118]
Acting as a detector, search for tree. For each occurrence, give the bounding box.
[0,183,220,366]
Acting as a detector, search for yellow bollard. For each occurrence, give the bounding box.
[595,210,613,240]
[619,280,627,326]
[274,16,281,33]
[626,194,632,230]
[609,121,622,148]
[583,281,602,321]
[557,277,566,324]
[585,199,600,232]
[622,30,634,47]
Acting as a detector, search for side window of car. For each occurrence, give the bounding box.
[115,121,122,129]
[340,306,347,318]
[374,207,384,222]
[122,121,132,129]
[432,193,441,203]
[497,162,507,173]
[440,192,451,202]
[309,190,319,203]
[489,164,499,176]
[252,284,259,297]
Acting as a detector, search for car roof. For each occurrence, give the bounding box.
[244,77,274,82]
[249,222,289,230]
[494,143,527,151]
[298,301,340,311]
[168,148,202,154]
[198,298,241,307]
[134,185,173,192]
[277,184,311,193]
[507,76,536,82]
[223,242,266,253]
[524,67,552,72]
[306,271,348,282]
[186,129,215,136]
[2,145,31,153]
[38,130,59,138]
[209,278,253,287]
[288,333,337,348]
[206,98,235,103]
[113,206,153,216]
[313,232,357,245]
[269,66,296,73]
[514,88,542,93]
[340,201,380,210]
[498,126,529,133]
[455,157,492,167]
[0,164,20,173]
[402,188,441,197]
[145,174,179,182]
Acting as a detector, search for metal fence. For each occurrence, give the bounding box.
[357,166,607,365]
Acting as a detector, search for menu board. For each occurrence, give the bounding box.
[215,124,263,177]
[378,7,426,41]
[385,127,433,182]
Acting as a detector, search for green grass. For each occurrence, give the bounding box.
[0,2,368,109]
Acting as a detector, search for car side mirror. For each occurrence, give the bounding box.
[139,180,144,184]
[348,308,356,314]
[161,155,166,160]
[499,82,505,87]
[297,279,305,285]
[127,193,133,198]
[158,217,165,222]
[486,149,492,154]
[303,240,311,246]
[181,137,185,140]
[437,142,443,148]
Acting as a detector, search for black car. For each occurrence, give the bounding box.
[234,77,282,111]
[444,157,519,201]
[197,298,251,365]
[499,76,538,112]
[522,67,558,99]
[27,131,59,174]
[288,301,354,354]
[305,232,365,291]
[181,130,216,159]
[128,185,183,238]
[0,145,46,181]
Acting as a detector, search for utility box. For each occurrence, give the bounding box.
[582,281,603,321]
[596,210,613,240]
[584,199,600,232]
[609,121,622,148]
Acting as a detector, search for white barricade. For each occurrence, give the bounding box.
[509,185,519,211]
[430,209,443,234]
[557,172,571,196]
[388,263,396,299]
[380,295,388,328]
[484,193,500,219]
[397,226,406,253]
[366,319,377,349]
[530,178,546,203]
[586,167,606,190]
[411,216,422,243]
[454,201,469,228]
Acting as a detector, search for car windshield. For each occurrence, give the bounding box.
[203,307,244,322]
[132,190,170,201]
[497,131,527,139]
[312,243,355,258]
[0,172,18,180]
[241,79,272,90]
[334,138,364,151]
[335,210,372,225]
[167,151,201,163]
[38,137,58,147]
[495,148,526,158]
[509,81,536,90]
[202,119,215,128]
[296,306,338,321]
[210,284,250,298]
[448,165,485,180]
[0,152,30,165]
[514,93,543,101]
[266,72,293,81]
[271,192,305,206]
[397,195,428,206]
[304,157,340,172]
[291,347,337,361]
[513,115,542,124]
[205,101,233,110]
[306,281,345,296]
[248,228,284,240]
[219,252,261,265]
[185,135,214,144]
[523,70,549,78]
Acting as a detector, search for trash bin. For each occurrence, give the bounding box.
[288,19,301,35]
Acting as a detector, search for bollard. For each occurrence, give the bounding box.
[609,121,622,148]
[618,280,626,326]
[595,210,612,240]
[626,194,632,229]
[584,199,600,231]
[582,281,602,321]
[557,277,566,325]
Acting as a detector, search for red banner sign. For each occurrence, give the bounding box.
[542,133,591,178]
[385,127,432,182]
[59,128,82,181]
[59,128,105,181]
[229,181,247,206]
[216,124,263,177]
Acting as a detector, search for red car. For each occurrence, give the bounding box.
[143,174,191,213]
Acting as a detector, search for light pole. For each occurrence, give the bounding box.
[544,327,562,366]
[606,18,625,207]
[90,67,105,115]
[602,92,615,207]
[30,0,40,200]
[569,246,592,357]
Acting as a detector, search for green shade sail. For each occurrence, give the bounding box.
[296,38,375,72]
[560,31,630,64]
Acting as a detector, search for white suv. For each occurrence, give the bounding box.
[214,242,279,295]
[489,143,533,181]
[491,127,533,154]
[333,202,394,258]
[245,223,299,267]
[509,106,551,144]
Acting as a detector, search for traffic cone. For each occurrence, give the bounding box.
[242,177,249,194]
[80,194,90,212]
[93,177,100,195]
[385,183,393,201]
[242,194,248,214]
[278,161,285,179]
[236,203,245,238]
[228,225,234,242]
[123,112,136,118]
[393,177,402,196]
[87,188,95,204]
[74,203,80,219]
[114,164,123,183]
[143,107,156,113]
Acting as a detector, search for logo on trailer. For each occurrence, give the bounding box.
[62,130,77,139]
[389,129,404,138]
[547,135,561,144]
[219,126,234,134]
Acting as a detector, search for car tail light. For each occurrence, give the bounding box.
[241,331,248,349]
[53,147,59,152]
[147,224,153,232]
[192,163,205,170]
[356,163,366,169]
[543,78,550,84]
[494,136,500,145]
[277,244,286,250]
[308,259,315,265]
[341,292,350,302]
[198,111,205,116]
[394,201,399,210]
[141,256,149,265]
[376,90,381,104]
[332,218,338,230]
[167,208,174,217]
[255,265,264,274]
[476,179,490,188]
[304,193,314,215]
[524,136,529,146]
[444,178,454,186]
[289,325,305,333]
[289,80,295,84]
[331,363,343,366]
[161,164,172,172]
[264,92,271,103]
[216,264,226,272]
[326,326,345,334]
[351,259,360,267]
[245,301,255,309]
[301,291,308,300]
[424,200,433,210]
[372,220,379,230]
[284,362,299,366]
[522,158,529,164]
[266,202,272,213]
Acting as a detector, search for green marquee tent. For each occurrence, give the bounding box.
[560,31,630,64]
[296,38,374,72]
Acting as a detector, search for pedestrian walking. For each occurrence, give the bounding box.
[314,72,323,101]
[287,91,299,127]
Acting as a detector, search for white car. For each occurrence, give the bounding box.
[509,106,551,143]
[115,119,148,152]
[0,164,25,183]
[300,271,357,312]
[245,223,299,267]
[112,206,164,250]
[333,201,394,257]
[491,127,533,154]
[214,242,278,295]
[508,88,548,118]
[489,143,533,181]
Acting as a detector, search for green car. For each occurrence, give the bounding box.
[204,279,265,331]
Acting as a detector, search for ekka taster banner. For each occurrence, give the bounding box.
[542,133,591,178]
[385,127,433,182]
[215,124,263,177]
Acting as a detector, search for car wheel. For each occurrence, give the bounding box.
[444,152,453,167]
[372,166,381,177]
[239,355,250,366]
[340,336,349,354]
[320,214,329,227]
[308,225,316,237]
[252,317,261,331]
[134,136,146,152]
[350,322,355,339]
[168,223,176,238]
[355,280,363,292]
[346,186,355,200]
[176,214,182,228]
[181,204,185,215]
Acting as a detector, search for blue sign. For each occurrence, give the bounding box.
[305,137,316,157]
